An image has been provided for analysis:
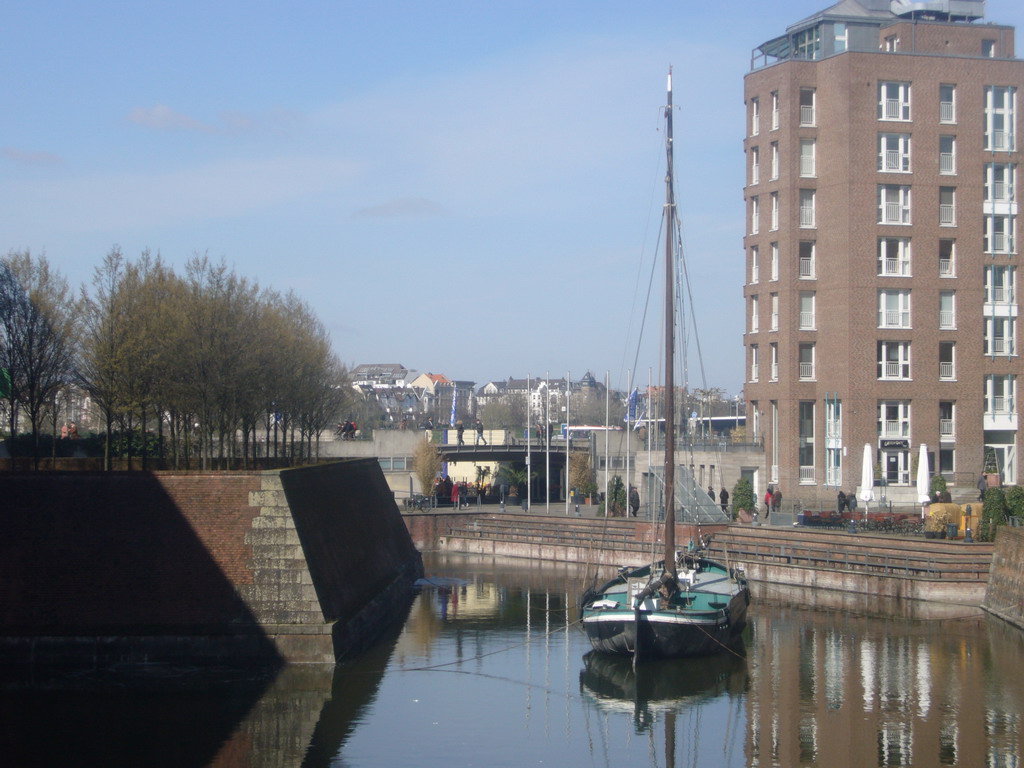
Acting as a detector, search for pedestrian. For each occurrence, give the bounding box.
[764,486,773,517]
[719,487,729,514]
[629,486,640,517]
[456,420,465,445]
[60,423,69,440]
[847,492,857,514]
[837,490,846,515]
[475,419,486,445]
[451,479,460,508]
[772,487,782,515]
[978,472,988,501]
[707,485,715,499]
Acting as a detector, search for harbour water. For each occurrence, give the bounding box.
[2,552,1021,767]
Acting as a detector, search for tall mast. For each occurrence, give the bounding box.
[663,68,676,576]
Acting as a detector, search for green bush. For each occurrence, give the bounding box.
[598,475,626,516]
[930,474,948,500]
[1004,485,1024,520]
[731,477,755,520]
[978,487,1007,542]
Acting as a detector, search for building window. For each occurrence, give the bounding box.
[750,344,759,382]
[878,81,911,121]
[799,87,816,126]
[878,185,911,224]
[770,293,779,331]
[884,34,899,52]
[983,39,996,58]
[771,141,780,180]
[799,291,815,329]
[750,146,760,185]
[799,401,815,484]
[878,401,911,438]
[770,192,779,231]
[770,242,779,281]
[750,245,759,284]
[939,401,955,441]
[798,343,815,380]
[985,265,1015,304]
[939,341,955,380]
[939,187,956,226]
[750,196,759,234]
[940,84,956,123]
[751,97,760,137]
[878,340,911,380]
[794,27,821,60]
[878,289,911,328]
[878,133,911,172]
[799,139,815,177]
[878,237,911,277]
[834,22,848,53]
[771,91,779,130]
[985,163,1016,203]
[985,316,1016,357]
[985,374,1016,415]
[799,189,816,227]
[939,136,956,175]
[984,214,1015,254]
[984,86,1016,152]
[799,241,816,279]
[939,239,955,277]
[770,401,779,481]
[770,343,779,381]
[939,290,956,330]
[825,398,842,487]
[750,295,759,332]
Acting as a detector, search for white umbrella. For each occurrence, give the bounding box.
[916,443,931,506]
[858,444,874,508]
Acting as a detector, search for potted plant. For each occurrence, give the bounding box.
[925,506,954,538]
[732,477,756,523]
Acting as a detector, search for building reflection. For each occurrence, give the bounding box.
[746,604,1024,767]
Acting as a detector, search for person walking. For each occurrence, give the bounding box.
[764,486,773,518]
[771,487,782,515]
[719,487,730,514]
[475,419,486,445]
[977,472,988,501]
[837,490,847,515]
[707,485,715,499]
[456,420,465,445]
[629,486,640,517]
[451,480,461,509]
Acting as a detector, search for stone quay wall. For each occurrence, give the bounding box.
[983,525,1024,630]
[0,460,422,667]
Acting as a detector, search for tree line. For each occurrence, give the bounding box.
[0,248,348,469]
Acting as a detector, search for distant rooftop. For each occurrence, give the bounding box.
[753,0,988,69]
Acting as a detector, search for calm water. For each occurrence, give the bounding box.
[2,552,1022,767]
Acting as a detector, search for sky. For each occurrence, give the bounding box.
[5,1,1024,397]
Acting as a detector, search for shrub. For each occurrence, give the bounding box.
[978,487,1007,542]
[1005,485,1024,520]
[731,477,756,520]
[930,474,948,500]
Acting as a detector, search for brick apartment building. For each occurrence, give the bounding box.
[743,0,1024,501]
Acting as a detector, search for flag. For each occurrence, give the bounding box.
[449,385,457,427]
[627,388,638,421]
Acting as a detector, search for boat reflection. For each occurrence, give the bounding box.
[580,649,749,732]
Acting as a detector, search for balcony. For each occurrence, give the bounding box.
[991,339,1015,356]
[940,153,955,174]
[799,258,815,279]
[881,420,908,438]
[939,418,954,438]
[939,259,954,277]
[939,204,955,225]
[770,313,779,331]
[990,396,1014,414]
[800,105,815,126]
[939,310,955,329]
[882,361,906,379]
[940,101,955,123]
[799,311,815,329]
[881,309,909,328]
[800,207,815,228]
[799,362,815,380]
[990,286,1013,303]
[799,466,815,484]
[883,99,905,120]
[940,361,955,379]
[750,364,759,382]
[770,363,779,381]
[800,156,815,176]
[988,130,1013,151]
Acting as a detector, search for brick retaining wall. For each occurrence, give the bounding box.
[983,526,1024,630]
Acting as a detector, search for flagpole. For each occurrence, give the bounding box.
[545,371,550,514]
[526,374,532,512]
[604,371,610,518]
[565,370,570,516]
[626,369,632,518]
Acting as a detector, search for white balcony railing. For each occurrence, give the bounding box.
[800,105,815,126]
[799,465,816,484]
[991,181,1008,201]
[799,258,815,278]
[882,420,908,437]
[770,363,779,381]
[940,361,954,379]
[940,204,955,225]
[800,206,815,227]
[750,364,759,381]
[771,313,779,330]
[940,153,955,174]
[992,339,1015,356]
[939,418,954,437]
[884,99,904,120]
[883,361,905,378]
[990,233,1008,253]
[990,396,1014,414]
[771,464,779,482]
[799,311,815,329]
[799,362,815,379]
[882,309,908,327]
[751,167,759,185]
[939,310,955,329]
[940,101,955,123]
[939,259,954,277]
[882,257,900,275]
[991,286,1012,303]
[800,156,815,176]
[989,130,1012,151]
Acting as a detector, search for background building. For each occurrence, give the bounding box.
[743,0,1023,504]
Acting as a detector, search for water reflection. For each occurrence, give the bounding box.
[2,554,1022,767]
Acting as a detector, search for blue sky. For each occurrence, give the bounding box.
[4,1,1023,396]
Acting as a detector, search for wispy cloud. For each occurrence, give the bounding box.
[2,147,63,166]
[127,104,214,132]
[352,197,446,218]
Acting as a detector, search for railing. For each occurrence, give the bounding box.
[989,233,1009,253]
[990,181,1008,201]
[799,311,814,329]
[800,104,815,126]
[750,364,759,381]
[770,464,779,482]
[881,257,903,275]
[990,286,1012,303]
[940,418,954,437]
[751,166,759,185]
[770,363,779,381]
[799,361,815,379]
[772,109,779,130]
[771,209,778,230]
[939,259,954,277]
[882,420,907,437]
[939,204,955,225]
[992,339,1014,356]
[883,201,905,223]
[989,396,1014,414]
[939,310,955,329]
[882,150,904,171]
[883,99,906,120]
[883,361,905,378]
[799,465,815,484]
[800,156,814,176]
[988,130,1012,151]
[800,206,815,227]
[799,258,815,278]
[771,313,779,331]
[882,309,908,327]
[940,101,955,123]
[940,361,954,379]
[940,153,955,174]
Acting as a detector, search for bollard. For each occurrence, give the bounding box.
[965,526,973,543]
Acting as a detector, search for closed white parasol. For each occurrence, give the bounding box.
[916,443,931,506]
[858,444,874,507]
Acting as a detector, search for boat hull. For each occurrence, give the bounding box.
[582,590,748,659]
